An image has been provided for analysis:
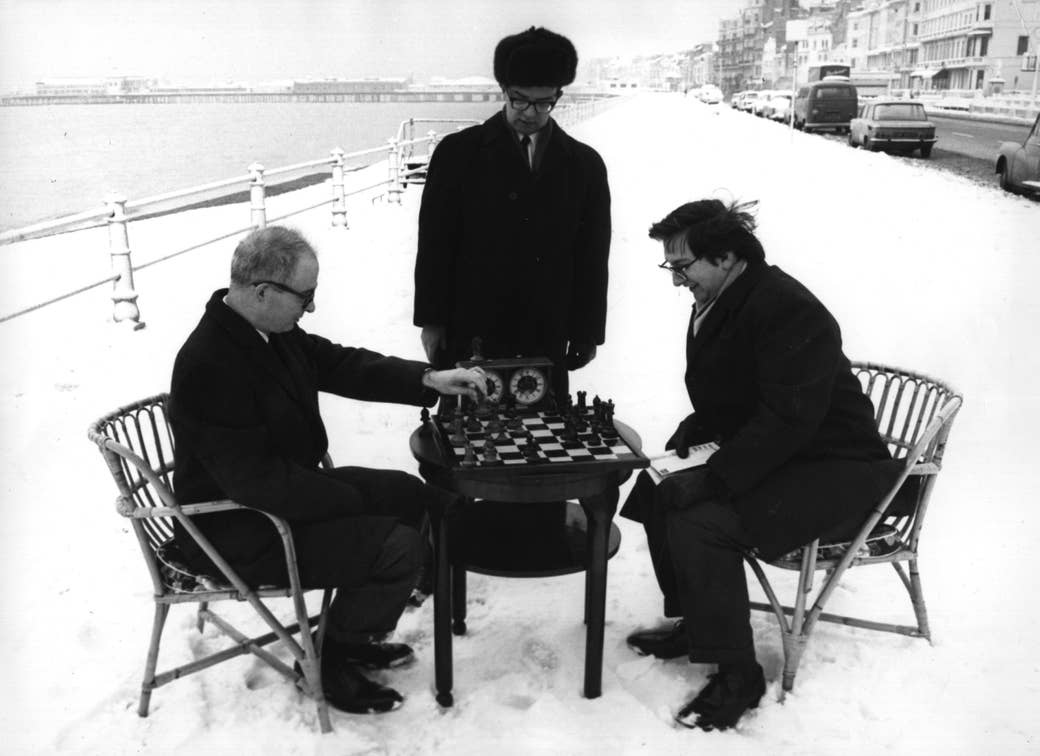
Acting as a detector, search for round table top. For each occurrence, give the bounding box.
[410,418,644,502]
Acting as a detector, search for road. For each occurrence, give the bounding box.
[815,112,1033,189]
[927,114,1031,161]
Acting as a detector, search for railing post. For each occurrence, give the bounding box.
[105,194,145,330]
[330,148,348,229]
[249,162,267,228]
[427,129,440,154]
[387,137,403,204]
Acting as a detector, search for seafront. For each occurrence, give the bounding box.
[2,93,1038,753]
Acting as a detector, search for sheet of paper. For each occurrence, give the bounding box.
[646,442,720,484]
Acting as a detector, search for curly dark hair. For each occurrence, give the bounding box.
[648,198,764,264]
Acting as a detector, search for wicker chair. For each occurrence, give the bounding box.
[745,362,963,699]
[88,393,335,733]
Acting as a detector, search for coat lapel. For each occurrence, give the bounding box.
[686,263,766,368]
[204,290,303,406]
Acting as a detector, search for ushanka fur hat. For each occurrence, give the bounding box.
[493,27,578,88]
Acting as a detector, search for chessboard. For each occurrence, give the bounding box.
[424,395,649,477]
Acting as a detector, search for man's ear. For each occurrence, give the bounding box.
[719,251,738,270]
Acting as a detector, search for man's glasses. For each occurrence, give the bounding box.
[252,280,315,307]
[507,92,560,114]
[658,259,698,282]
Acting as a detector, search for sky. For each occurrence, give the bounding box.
[0,0,742,90]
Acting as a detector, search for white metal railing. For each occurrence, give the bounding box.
[0,96,620,328]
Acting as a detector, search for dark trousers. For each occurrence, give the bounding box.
[243,467,442,643]
[637,471,757,665]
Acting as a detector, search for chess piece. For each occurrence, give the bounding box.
[470,337,485,362]
[577,390,587,411]
[466,413,483,433]
[461,443,477,467]
[420,407,430,423]
[483,438,499,462]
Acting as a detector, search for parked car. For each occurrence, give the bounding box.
[764,94,792,122]
[995,113,1040,196]
[730,90,746,109]
[793,79,857,133]
[752,90,776,117]
[848,100,937,158]
[697,85,724,105]
[738,91,760,113]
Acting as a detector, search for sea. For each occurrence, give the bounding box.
[0,100,502,232]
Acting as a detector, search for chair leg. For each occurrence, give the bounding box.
[906,558,932,642]
[196,601,208,633]
[138,602,170,717]
[779,632,809,698]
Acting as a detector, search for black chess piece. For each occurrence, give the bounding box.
[576,390,587,411]
[470,337,484,362]
[461,443,477,467]
[420,407,430,423]
[465,413,483,433]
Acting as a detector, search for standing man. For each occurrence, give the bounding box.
[169,226,487,715]
[621,199,899,731]
[414,26,611,400]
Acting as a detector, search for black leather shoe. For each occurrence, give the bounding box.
[296,660,404,714]
[675,662,765,731]
[626,620,689,659]
[338,641,415,670]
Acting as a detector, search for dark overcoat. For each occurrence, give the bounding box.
[169,290,437,582]
[413,111,611,379]
[622,263,901,560]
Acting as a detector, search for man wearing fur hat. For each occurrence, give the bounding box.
[413,26,611,400]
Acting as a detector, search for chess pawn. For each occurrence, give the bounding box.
[461,443,477,467]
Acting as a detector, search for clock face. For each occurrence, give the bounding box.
[483,369,505,403]
[508,366,548,405]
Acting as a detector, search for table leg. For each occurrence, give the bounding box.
[431,500,453,707]
[580,487,619,698]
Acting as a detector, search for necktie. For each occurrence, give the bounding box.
[520,135,532,170]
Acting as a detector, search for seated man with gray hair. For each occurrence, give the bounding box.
[169,226,486,714]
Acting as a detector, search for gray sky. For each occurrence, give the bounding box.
[0,0,742,89]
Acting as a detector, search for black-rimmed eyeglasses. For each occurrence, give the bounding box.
[252,280,315,307]
[658,259,698,282]
[507,92,560,114]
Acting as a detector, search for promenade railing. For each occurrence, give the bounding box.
[0,94,620,329]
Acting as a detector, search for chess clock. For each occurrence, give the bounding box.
[456,355,554,409]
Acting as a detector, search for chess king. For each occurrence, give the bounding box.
[413,26,612,400]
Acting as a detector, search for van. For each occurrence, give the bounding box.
[792,79,858,134]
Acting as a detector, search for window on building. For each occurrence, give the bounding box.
[980,37,988,56]
[912,23,918,35]
[983,4,991,21]
[1018,36,1029,55]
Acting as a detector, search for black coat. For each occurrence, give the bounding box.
[623,263,900,560]
[413,111,611,371]
[169,290,437,580]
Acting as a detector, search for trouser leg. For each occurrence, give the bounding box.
[325,524,422,643]
[642,491,683,618]
[665,500,756,664]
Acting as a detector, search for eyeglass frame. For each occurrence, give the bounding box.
[506,89,562,114]
[657,258,700,282]
[252,280,316,307]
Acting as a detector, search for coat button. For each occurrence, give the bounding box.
[508,191,518,200]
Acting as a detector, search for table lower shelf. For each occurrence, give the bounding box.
[448,500,621,578]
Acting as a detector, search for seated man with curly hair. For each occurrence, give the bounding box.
[621,199,898,731]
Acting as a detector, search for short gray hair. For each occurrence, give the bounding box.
[229,226,315,285]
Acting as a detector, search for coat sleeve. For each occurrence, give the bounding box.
[414,134,464,328]
[568,148,611,345]
[303,332,436,406]
[171,357,372,522]
[707,292,842,495]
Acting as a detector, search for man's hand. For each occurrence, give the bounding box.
[420,325,447,363]
[423,367,488,402]
[565,341,597,370]
[665,413,712,458]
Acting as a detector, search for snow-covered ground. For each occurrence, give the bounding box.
[1,93,1038,755]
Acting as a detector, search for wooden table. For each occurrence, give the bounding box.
[410,419,645,707]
